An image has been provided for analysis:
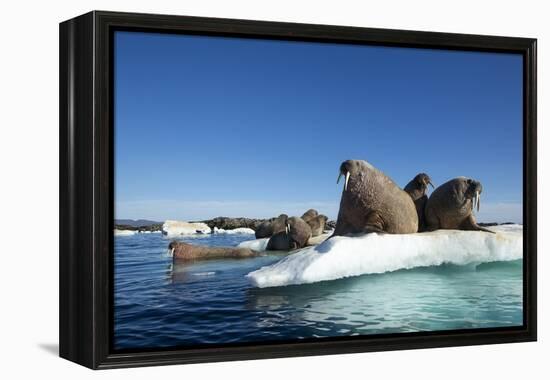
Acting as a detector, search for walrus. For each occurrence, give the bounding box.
[255,214,288,239]
[404,173,434,231]
[266,231,290,251]
[306,214,328,237]
[287,216,312,249]
[301,209,318,223]
[266,216,312,251]
[255,220,273,239]
[169,241,259,261]
[424,177,494,233]
[333,159,418,236]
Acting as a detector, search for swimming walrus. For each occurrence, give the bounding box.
[404,173,434,231]
[333,159,418,236]
[169,241,259,261]
[266,216,312,251]
[255,214,288,239]
[306,214,328,237]
[424,177,494,233]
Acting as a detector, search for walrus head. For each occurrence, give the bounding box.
[337,160,374,191]
[268,214,289,235]
[168,241,179,256]
[301,209,318,222]
[464,178,483,212]
[413,173,434,193]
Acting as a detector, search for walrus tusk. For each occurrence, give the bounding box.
[428,181,434,189]
[337,171,351,191]
[286,223,290,234]
[170,248,174,256]
[476,191,480,212]
[472,192,480,212]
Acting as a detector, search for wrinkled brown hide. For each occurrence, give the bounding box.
[404,173,433,232]
[169,241,259,261]
[333,160,418,236]
[424,177,493,233]
[255,214,288,239]
[307,214,328,237]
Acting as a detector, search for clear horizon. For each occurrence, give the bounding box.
[114,31,523,224]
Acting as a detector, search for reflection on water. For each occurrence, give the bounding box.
[114,233,523,350]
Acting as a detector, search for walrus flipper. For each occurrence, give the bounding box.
[362,226,387,234]
[361,212,387,234]
[472,224,496,234]
[463,215,496,233]
[422,206,439,232]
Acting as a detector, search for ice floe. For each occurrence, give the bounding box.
[162,220,211,236]
[238,232,332,252]
[212,227,255,234]
[114,229,137,236]
[247,225,523,288]
[238,238,270,251]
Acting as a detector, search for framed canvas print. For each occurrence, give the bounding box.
[59,11,537,369]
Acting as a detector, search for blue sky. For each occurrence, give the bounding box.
[114,31,523,223]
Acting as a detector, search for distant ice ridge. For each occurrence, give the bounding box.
[162,220,211,236]
[246,225,523,288]
[114,229,161,236]
[114,229,137,236]
[212,227,255,234]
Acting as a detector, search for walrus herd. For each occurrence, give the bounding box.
[334,159,492,235]
[170,158,493,261]
[264,210,329,251]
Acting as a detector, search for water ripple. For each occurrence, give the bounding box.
[114,234,523,349]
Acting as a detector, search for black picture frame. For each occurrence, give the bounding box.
[59,10,537,369]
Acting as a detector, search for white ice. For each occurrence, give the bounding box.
[114,229,137,236]
[238,238,270,251]
[212,227,255,234]
[238,232,332,252]
[162,220,211,236]
[246,225,523,288]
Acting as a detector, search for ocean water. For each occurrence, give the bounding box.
[114,232,523,350]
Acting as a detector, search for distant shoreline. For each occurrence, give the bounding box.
[114,217,336,233]
[114,218,517,233]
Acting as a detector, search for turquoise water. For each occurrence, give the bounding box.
[114,233,523,350]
